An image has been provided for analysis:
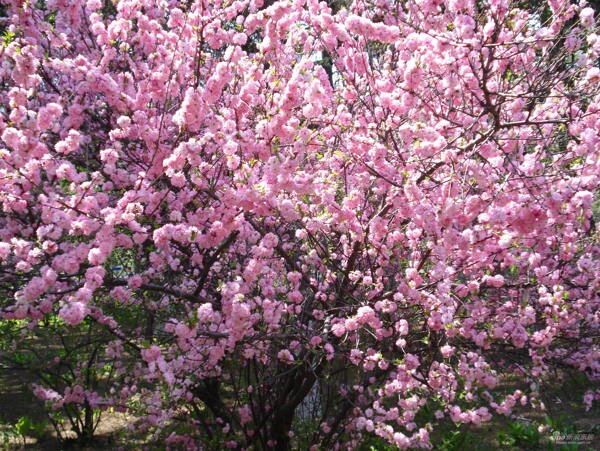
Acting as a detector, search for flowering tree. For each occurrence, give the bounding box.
[1,0,600,448]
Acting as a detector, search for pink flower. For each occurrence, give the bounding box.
[59,302,88,326]
[440,345,454,358]
[331,322,346,337]
[32,384,61,402]
[232,33,247,45]
[586,67,600,84]
[197,303,214,323]
[0,242,10,261]
[55,130,82,155]
[350,349,363,365]
[396,319,409,335]
[175,322,194,339]
[128,275,143,289]
[88,248,107,265]
[37,103,63,130]
[142,345,162,363]
[261,233,279,249]
[2,127,21,149]
[309,336,322,346]
[580,7,595,28]
[238,405,252,425]
[484,274,505,288]
[86,0,102,9]
[405,354,420,370]
[277,349,294,363]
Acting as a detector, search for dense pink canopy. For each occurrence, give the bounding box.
[1,0,599,448]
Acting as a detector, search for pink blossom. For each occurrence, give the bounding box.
[175,322,194,339]
[277,349,294,364]
[586,67,600,84]
[0,243,10,261]
[128,275,143,289]
[580,7,595,28]
[484,274,504,288]
[59,302,88,326]
[440,345,454,358]
[142,345,162,363]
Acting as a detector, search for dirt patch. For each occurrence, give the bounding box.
[0,366,150,450]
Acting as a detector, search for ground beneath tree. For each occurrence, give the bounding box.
[0,366,149,450]
[1,365,599,450]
